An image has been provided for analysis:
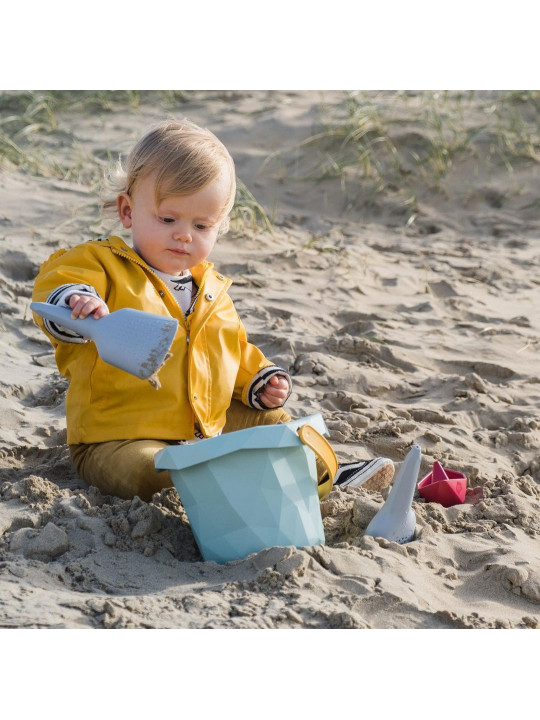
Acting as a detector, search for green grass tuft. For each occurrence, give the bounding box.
[230,179,273,234]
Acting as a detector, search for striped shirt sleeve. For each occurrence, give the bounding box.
[246,366,292,410]
[43,283,103,343]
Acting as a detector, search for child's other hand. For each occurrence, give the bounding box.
[69,294,109,320]
[258,374,290,408]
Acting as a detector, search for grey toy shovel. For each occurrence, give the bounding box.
[31,302,178,381]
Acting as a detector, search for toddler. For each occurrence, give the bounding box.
[32,119,394,502]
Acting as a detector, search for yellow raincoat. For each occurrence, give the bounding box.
[32,236,284,444]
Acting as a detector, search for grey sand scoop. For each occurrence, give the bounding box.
[31,302,178,380]
[364,444,421,544]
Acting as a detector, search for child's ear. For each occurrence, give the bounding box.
[117,193,133,229]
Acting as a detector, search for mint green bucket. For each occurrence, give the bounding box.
[154,414,334,564]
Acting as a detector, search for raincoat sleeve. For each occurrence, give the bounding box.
[233,318,292,410]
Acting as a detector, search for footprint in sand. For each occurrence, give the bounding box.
[0,250,40,282]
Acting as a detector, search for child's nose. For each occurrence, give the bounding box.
[172,227,192,243]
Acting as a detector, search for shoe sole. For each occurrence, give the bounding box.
[360,463,395,492]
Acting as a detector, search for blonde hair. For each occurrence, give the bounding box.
[102,119,236,235]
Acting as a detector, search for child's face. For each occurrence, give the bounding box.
[117,171,230,275]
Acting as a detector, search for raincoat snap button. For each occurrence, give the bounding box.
[205,293,214,301]
[217,274,224,280]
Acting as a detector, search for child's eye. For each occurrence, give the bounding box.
[160,217,175,223]
[195,224,208,230]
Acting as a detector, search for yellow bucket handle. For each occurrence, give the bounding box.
[297,424,338,501]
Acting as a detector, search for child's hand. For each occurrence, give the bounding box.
[258,374,290,408]
[69,294,109,320]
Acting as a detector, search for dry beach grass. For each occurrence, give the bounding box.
[0,90,539,629]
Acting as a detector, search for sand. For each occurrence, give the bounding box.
[0,90,539,629]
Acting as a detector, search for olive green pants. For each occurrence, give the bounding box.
[69,400,295,502]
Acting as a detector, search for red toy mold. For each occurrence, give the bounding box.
[417,461,467,507]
